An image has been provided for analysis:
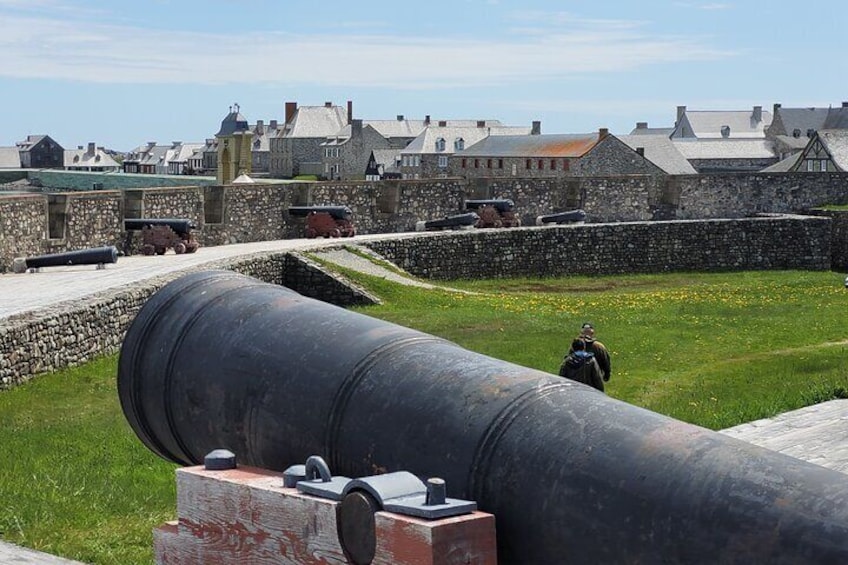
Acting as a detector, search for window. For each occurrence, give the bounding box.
[511,163,517,176]
[550,160,556,170]
[487,159,492,169]
[414,156,421,167]
[498,159,503,169]
[334,148,340,158]
[820,159,828,172]
[438,155,448,168]
[454,138,465,151]
[526,159,532,169]
[562,160,570,171]
[807,160,814,172]
[474,159,479,168]
[462,158,467,168]
[538,160,544,170]
[435,138,446,152]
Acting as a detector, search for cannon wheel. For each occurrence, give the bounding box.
[173,242,186,255]
[141,244,156,256]
[329,228,342,238]
[305,228,317,239]
[155,246,166,255]
[345,228,356,237]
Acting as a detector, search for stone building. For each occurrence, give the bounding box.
[17,135,64,169]
[671,105,772,139]
[216,104,252,185]
[269,101,350,178]
[672,139,778,173]
[320,119,391,180]
[765,102,848,161]
[401,120,531,179]
[450,129,663,178]
[787,129,848,172]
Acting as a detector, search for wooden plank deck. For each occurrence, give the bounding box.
[720,399,848,474]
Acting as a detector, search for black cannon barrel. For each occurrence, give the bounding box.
[423,212,479,230]
[536,208,587,225]
[124,218,196,235]
[465,198,514,212]
[22,245,118,270]
[118,271,848,565]
[288,205,352,220]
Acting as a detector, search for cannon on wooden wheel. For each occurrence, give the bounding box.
[465,199,520,228]
[289,206,356,238]
[535,209,587,226]
[125,218,199,256]
[415,212,479,232]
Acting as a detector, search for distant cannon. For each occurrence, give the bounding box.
[288,205,356,238]
[415,212,479,232]
[124,218,199,256]
[535,208,587,225]
[464,199,521,228]
[119,270,848,565]
[12,245,118,273]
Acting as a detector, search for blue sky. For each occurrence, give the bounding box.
[1,0,846,151]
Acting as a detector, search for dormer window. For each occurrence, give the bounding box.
[435,137,446,152]
[454,138,465,151]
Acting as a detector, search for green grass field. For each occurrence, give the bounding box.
[2,269,847,563]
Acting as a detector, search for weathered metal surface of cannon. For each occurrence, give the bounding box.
[124,218,199,255]
[415,212,479,232]
[12,245,118,273]
[465,199,521,228]
[118,271,848,565]
[288,205,356,238]
[535,208,587,225]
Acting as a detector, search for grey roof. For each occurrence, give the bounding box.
[455,133,600,158]
[403,124,531,155]
[672,139,777,159]
[63,147,120,169]
[773,135,810,151]
[817,129,848,171]
[0,147,21,168]
[629,126,674,136]
[364,119,428,139]
[824,107,848,129]
[760,153,801,173]
[283,105,348,138]
[216,111,250,137]
[372,149,402,173]
[618,135,696,174]
[675,110,772,139]
[16,134,46,151]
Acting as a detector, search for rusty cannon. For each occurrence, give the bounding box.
[118,271,848,565]
[465,198,521,228]
[124,218,199,255]
[12,245,118,273]
[288,205,356,238]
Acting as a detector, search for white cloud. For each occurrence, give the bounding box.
[0,12,733,88]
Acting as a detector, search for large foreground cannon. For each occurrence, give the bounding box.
[118,271,848,564]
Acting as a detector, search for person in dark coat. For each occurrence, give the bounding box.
[578,322,611,382]
[558,338,605,392]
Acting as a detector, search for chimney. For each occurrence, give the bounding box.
[352,119,363,135]
[285,102,297,124]
[171,141,181,148]
[87,142,95,155]
[752,106,762,122]
[397,115,404,121]
[531,121,541,135]
[424,115,431,126]
[147,141,156,148]
[636,147,645,157]
[77,145,83,150]
[843,102,848,108]
[773,103,781,114]
[676,105,686,124]
[598,127,609,140]
[270,120,278,130]
[477,120,486,128]
[325,101,332,108]
[721,125,731,138]
[256,119,264,130]
[347,100,353,125]
[206,138,214,145]
[636,122,648,130]
[438,120,447,127]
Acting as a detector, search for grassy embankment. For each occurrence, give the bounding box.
[2,269,847,563]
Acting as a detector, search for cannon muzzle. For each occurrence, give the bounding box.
[118,271,848,564]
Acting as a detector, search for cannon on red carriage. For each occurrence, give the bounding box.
[124,218,199,256]
[288,206,356,238]
[465,199,521,228]
[415,212,479,232]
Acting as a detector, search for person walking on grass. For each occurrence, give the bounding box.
[576,322,611,383]
[558,338,605,392]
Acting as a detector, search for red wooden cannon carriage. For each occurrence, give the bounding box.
[288,206,356,238]
[465,199,521,228]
